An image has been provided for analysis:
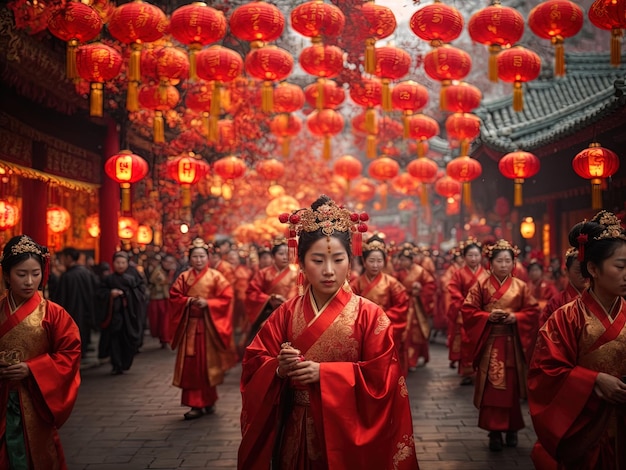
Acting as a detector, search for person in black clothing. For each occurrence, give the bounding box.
[97,251,145,375]
[54,247,97,357]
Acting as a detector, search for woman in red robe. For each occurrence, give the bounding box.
[0,235,81,469]
[239,195,419,470]
[538,247,588,327]
[448,239,489,386]
[242,238,298,348]
[350,235,410,375]
[526,260,560,312]
[461,239,539,452]
[395,243,436,369]
[169,238,236,420]
[528,211,626,470]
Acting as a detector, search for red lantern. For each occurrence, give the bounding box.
[47,2,102,79]
[306,109,345,161]
[229,1,285,44]
[446,156,482,207]
[468,3,525,81]
[529,0,583,76]
[167,154,210,208]
[588,0,626,66]
[104,150,149,212]
[245,46,294,112]
[497,46,542,112]
[140,46,189,113]
[270,114,302,157]
[299,44,344,79]
[392,172,422,197]
[368,156,400,209]
[86,213,100,238]
[350,177,377,203]
[374,46,411,111]
[445,113,481,156]
[498,151,541,207]
[391,80,429,137]
[443,82,482,113]
[273,82,305,113]
[215,119,236,153]
[406,114,440,158]
[350,77,383,158]
[136,225,153,246]
[423,45,472,110]
[118,216,139,240]
[214,156,247,181]
[196,46,243,139]
[407,158,439,183]
[305,80,345,110]
[107,0,167,109]
[291,0,345,40]
[333,155,363,193]
[76,43,122,117]
[434,175,461,198]
[138,84,180,143]
[357,2,396,73]
[47,206,71,234]
[256,159,285,182]
[572,142,620,209]
[185,82,214,137]
[0,200,19,231]
[409,0,464,45]
[169,3,227,79]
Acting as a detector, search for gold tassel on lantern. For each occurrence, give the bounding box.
[417,141,426,158]
[403,113,410,139]
[154,111,165,143]
[460,139,470,157]
[181,185,191,208]
[121,183,131,212]
[365,38,376,74]
[513,178,524,207]
[367,135,377,159]
[420,184,428,207]
[208,116,219,142]
[126,80,139,112]
[90,82,103,117]
[379,183,388,210]
[129,43,141,82]
[611,28,622,66]
[382,79,392,112]
[316,78,325,110]
[553,36,565,77]
[591,178,603,209]
[282,137,291,158]
[202,112,210,137]
[262,81,274,113]
[189,44,201,80]
[488,45,501,82]
[323,136,331,161]
[513,81,524,112]
[365,108,376,134]
[439,80,450,111]
[462,182,472,208]
[67,39,78,80]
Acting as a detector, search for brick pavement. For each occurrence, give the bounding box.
[61,335,536,470]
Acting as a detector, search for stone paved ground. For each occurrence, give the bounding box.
[61,334,536,470]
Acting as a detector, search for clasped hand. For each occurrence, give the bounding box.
[191,297,208,308]
[277,343,320,384]
[488,309,516,324]
[594,372,626,406]
[0,362,30,381]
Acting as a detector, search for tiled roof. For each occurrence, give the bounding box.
[475,53,626,152]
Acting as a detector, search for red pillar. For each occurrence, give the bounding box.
[99,120,120,264]
[21,178,48,245]
[547,200,558,257]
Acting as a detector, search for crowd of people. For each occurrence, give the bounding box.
[1,197,626,468]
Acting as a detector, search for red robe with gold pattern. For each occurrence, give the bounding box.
[538,281,582,327]
[396,264,436,367]
[169,266,236,408]
[238,285,419,470]
[461,275,539,432]
[527,278,560,312]
[244,264,299,324]
[528,290,626,470]
[351,272,410,375]
[447,265,489,375]
[0,292,81,470]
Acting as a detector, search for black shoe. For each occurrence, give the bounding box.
[204,406,215,415]
[110,368,123,376]
[505,431,518,447]
[460,376,473,386]
[184,407,204,420]
[488,432,503,452]
[449,361,457,369]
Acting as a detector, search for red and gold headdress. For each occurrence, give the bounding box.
[482,239,520,260]
[279,198,369,261]
[362,238,387,254]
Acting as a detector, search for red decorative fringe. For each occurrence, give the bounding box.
[352,231,362,256]
[288,236,298,264]
[577,233,587,262]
